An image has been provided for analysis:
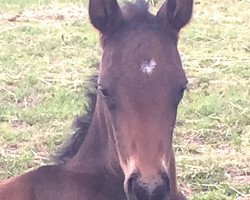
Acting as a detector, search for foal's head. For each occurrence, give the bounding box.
[89,0,193,199]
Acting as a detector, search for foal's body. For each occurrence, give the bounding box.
[0,0,193,199]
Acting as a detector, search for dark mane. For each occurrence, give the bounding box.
[54,75,98,164]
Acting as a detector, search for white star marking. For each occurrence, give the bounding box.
[141,59,156,74]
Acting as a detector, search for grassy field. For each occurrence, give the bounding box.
[0,0,249,199]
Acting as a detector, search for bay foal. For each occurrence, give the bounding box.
[0,0,193,199]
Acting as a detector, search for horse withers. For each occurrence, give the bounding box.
[0,0,193,199]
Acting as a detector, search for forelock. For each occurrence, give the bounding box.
[121,0,154,22]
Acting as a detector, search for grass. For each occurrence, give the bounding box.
[0,0,249,199]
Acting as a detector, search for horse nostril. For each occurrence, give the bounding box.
[127,172,138,193]
[161,172,171,193]
[150,173,170,200]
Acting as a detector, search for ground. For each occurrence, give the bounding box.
[0,0,249,199]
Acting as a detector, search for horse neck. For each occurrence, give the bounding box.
[65,98,123,178]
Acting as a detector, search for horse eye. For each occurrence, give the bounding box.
[99,88,110,97]
[98,86,116,110]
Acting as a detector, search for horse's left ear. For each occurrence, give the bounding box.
[89,0,123,34]
[157,0,193,32]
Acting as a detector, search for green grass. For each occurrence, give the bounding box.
[0,0,249,199]
[0,0,88,13]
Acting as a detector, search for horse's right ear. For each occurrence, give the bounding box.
[89,0,123,33]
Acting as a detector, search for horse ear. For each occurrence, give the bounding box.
[89,0,123,33]
[156,0,193,32]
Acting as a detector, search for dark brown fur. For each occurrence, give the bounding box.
[0,0,193,199]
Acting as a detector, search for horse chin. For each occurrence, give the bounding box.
[126,195,171,200]
[125,189,171,200]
